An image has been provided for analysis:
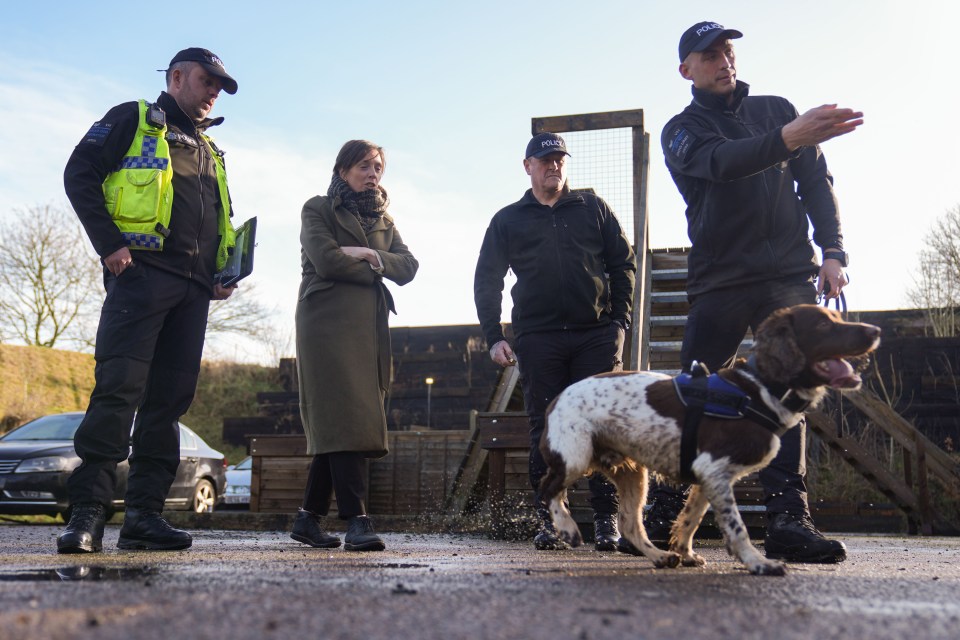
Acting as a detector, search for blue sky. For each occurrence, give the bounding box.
[2,1,958,362]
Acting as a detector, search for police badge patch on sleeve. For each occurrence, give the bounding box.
[81,122,113,146]
[667,125,696,161]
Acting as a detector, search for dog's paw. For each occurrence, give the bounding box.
[680,552,705,567]
[559,530,583,548]
[750,560,787,576]
[653,552,682,569]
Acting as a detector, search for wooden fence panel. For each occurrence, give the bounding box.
[250,431,472,515]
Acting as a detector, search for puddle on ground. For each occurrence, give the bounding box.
[0,566,159,582]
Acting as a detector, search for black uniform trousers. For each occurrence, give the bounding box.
[513,323,625,516]
[651,275,817,516]
[68,262,211,512]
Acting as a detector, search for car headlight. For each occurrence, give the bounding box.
[15,455,79,473]
[225,484,250,495]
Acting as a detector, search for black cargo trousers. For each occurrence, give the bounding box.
[68,262,211,512]
[649,276,818,516]
[514,322,625,517]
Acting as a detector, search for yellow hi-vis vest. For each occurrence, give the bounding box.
[102,99,236,271]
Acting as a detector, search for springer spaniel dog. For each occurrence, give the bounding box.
[538,304,881,576]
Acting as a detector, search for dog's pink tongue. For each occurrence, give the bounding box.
[822,358,860,388]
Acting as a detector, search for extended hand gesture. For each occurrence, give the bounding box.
[781,104,863,151]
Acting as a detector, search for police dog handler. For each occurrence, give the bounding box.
[646,22,862,563]
[474,133,637,551]
[58,48,240,553]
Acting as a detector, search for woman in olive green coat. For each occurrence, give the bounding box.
[291,140,418,552]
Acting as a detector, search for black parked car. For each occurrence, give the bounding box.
[0,412,226,517]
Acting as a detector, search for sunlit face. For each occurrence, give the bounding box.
[168,63,224,120]
[340,149,384,193]
[524,151,568,195]
[681,39,737,97]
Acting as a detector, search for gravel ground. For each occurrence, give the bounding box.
[1,522,958,640]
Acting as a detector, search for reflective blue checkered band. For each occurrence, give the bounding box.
[117,134,167,169]
[141,136,158,157]
[119,156,169,170]
[121,232,162,250]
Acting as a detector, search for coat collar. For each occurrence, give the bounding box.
[690,80,750,113]
[330,196,390,245]
[157,91,223,135]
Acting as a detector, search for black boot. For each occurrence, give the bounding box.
[764,512,846,563]
[344,516,385,552]
[593,513,619,551]
[117,508,192,550]
[290,509,341,548]
[533,506,567,550]
[642,487,687,550]
[57,503,107,554]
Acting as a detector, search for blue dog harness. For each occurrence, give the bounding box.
[673,361,800,483]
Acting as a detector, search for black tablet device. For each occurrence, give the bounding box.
[216,216,257,287]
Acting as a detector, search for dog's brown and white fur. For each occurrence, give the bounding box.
[539,304,881,576]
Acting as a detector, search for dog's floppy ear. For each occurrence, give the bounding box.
[754,309,805,384]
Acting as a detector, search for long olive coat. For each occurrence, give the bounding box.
[296,195,419,457]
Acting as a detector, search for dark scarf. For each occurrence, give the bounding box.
[327,174,389,233]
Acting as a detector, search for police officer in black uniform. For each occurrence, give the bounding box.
[58,48,239,553]
[649,22,862,563]
[474,133,637,551]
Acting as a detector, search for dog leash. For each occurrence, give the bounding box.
[818,275,848,318]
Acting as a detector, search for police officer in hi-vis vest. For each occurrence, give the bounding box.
[58,48,239,554]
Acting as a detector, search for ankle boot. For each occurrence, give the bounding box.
[643,487,687,550]
[765,512,846,563]
[117,508,192,550]
[344,516,385,552]
[533,506,567,550]
[57,503,107,554]
[291,509,341,548]
[593,513,619,552]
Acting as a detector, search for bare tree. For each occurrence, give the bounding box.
[206,281,275,339]
[0,203,284,359]
[204,281,290,362]
[909,204,960,337]
[0,204,102,349]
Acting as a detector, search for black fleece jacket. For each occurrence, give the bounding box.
[64,91,226,292]
[474,188,636,347]
[661,80,843,296]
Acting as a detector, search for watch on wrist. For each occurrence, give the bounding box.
[823,250,848,267]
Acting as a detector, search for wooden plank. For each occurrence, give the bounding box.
[478,413,529,449]
[250,453,262,512]
[261,478,309,491]
[846,389,960,493]
[250,435,308,457]
[629,128,650,371]
[806,411,922,518]
[261,459,311,470]
[389,386,473,400]
[444,415,485,516]
[257,498,304,512]
[650,249,689,271]
[915,432,934,535]
[532,109,644,134]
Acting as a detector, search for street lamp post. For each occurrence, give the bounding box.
[425,377,434,428]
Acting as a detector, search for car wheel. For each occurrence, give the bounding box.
[192,479,216,513]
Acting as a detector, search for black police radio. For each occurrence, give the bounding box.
[145,102,166,129]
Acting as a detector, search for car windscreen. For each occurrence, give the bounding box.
[1,414,83,441]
